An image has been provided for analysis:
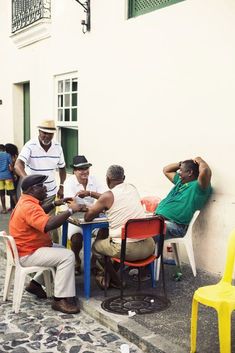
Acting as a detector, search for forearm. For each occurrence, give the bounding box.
[57,167,67,198]
[84,192,111,221]
[45,210,72,232]
[163,161,180,182]
[86,190,101,199]
[59,167,66,185]
[194,157,212,189]
[84,208,99,222]
[163,162,181,174]
[14,159,27,178]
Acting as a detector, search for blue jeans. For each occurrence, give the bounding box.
[165,220,188,240]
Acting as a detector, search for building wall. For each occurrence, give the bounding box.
[0,0,235,274]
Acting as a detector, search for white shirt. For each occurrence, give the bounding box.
[107,183,145,243]
[18,137,65,197]
[64,174,105,206]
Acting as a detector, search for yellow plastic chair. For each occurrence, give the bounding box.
[190,229,235,353]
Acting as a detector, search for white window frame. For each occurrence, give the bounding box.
[54,72,78,129]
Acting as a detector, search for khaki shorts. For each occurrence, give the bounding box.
[92,237,155,261]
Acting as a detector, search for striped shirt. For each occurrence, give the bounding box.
[17,138,65,197]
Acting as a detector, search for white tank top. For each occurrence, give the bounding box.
[106,183,145,242]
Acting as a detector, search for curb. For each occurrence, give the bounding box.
[80,297,188,353]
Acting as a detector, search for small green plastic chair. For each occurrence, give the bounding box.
[190,229,235,353]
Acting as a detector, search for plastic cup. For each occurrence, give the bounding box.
[120,344,130,353]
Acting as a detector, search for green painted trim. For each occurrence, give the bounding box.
[128,0,185,18]
[61,127,78,172]
[23,82,30,143]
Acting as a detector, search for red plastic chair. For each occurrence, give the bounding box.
[141,196,161,213]
[104,216,166,298]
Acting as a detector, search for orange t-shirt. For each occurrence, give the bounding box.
[9,194,52,257]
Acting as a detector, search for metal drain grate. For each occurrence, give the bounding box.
[101,293,170,315]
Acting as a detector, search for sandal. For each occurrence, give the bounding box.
[95,275,110,290]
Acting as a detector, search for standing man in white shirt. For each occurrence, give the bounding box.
[64,155,105,275]
[14,120,66,243]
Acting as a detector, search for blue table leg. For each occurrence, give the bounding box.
[62,221,68,247]
[82,224,92,299]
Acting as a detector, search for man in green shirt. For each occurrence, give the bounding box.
[155,157,212,239]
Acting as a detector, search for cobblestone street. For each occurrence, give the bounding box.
[0,259,143,353]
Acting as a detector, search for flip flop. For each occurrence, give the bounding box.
[0,210,8,214]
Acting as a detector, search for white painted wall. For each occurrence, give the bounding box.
[0,0,235,274]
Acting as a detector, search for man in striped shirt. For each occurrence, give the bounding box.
[14,120,66,243]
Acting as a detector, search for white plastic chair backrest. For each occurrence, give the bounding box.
[184,210,200,239]
[0,231,19,267]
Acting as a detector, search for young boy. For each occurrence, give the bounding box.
[0,144,17,213]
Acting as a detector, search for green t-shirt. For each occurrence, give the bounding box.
[155,173,212,225]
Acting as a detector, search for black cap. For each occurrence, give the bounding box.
[70,155,92,169]
[21,174,48,192]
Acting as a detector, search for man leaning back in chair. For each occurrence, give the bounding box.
[155,156,212,238]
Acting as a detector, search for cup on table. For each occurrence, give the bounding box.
[74,196,85,205]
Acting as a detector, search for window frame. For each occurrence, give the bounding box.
[55,72,78,128]
[54,72,79,171]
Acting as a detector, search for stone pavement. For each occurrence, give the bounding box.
[0,284,143,353]
[1,211,235,353]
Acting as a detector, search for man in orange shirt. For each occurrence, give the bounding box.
[9,174,84,314]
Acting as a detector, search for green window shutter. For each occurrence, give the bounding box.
[128,0,185,18]
[23,82,30,143]
[61,128,78,172]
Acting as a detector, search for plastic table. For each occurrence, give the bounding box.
[62,213,108,299]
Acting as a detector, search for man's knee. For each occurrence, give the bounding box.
[62,249,75,264]
[71,233,83,245]
[96,228,109,241]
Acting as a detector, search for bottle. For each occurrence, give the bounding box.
[164,245,176,265]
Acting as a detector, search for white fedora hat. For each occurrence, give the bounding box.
[37,120,57,133]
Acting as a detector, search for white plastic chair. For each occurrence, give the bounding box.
[0,231,55,313]
[155,210,200,279]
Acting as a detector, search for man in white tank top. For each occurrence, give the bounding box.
[83,165,155,289]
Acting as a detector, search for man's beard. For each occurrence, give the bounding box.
[39,138,51,146]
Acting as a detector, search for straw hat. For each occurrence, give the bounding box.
[37,120,57,133]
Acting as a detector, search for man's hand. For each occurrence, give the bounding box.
[67,199,88,213]
[57,185,64,199]
[54,197,73,207]
[193,156,203,165]
[76,190,89,198]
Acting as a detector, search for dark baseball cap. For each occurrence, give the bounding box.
[21,174,48,192]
